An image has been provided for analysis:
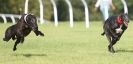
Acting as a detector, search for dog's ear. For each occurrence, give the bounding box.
[120,13,128,17]
[120,13,129,25]
[119,13,124,17]
[124,13,128,15]
[119,13,125,19]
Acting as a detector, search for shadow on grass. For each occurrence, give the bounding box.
[116,49,133,53]
[13,53,47,57]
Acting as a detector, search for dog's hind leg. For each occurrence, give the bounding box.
[3,28,13,42]
[13,38,21,51]
[105,32,112,52]
[3,34,12,42]
[107,37,113,53]
[3,37,11,42]
[108,38,118,53]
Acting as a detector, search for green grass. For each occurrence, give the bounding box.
[0,21,133,64]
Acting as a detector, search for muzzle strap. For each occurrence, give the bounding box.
[117,16,123,25]
[24,14,29,24]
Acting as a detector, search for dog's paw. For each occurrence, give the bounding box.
[13,48,17,51]
[40,33,44,36]
[38,31,44,36]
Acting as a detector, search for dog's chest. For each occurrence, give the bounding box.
[23,28,32,36]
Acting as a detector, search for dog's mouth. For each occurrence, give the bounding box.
[123,21,128,28]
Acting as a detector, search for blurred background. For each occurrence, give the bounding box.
[0,0,132,22]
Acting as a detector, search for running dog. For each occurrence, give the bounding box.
[3,13,44,51]
[101,13,129,53]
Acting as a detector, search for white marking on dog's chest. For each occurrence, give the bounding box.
[115,25,123,33]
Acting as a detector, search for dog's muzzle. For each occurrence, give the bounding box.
[123,21,128,28]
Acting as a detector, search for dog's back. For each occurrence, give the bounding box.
[102,15,119,35]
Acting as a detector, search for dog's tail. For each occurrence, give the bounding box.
[101,32,105,36]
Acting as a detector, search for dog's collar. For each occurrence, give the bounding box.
[24,14,29,24]
[117,15,123,25]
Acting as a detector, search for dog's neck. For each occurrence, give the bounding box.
[24,14,29,24]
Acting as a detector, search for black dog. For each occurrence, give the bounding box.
[3,13,44,51]
[101,13,129,53]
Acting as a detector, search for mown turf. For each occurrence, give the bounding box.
[0,21,133,64]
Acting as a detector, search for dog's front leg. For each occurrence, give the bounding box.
[117,31,125,41]
[34,30,44,36]
[109,29,118,38]
[37,30,44,36]
[110,38,118,53]
[17,31,25,43]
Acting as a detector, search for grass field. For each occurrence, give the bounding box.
[0,21,133,64]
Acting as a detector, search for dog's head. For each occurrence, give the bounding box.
[24,14,38,31]
[120,13,129,27]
